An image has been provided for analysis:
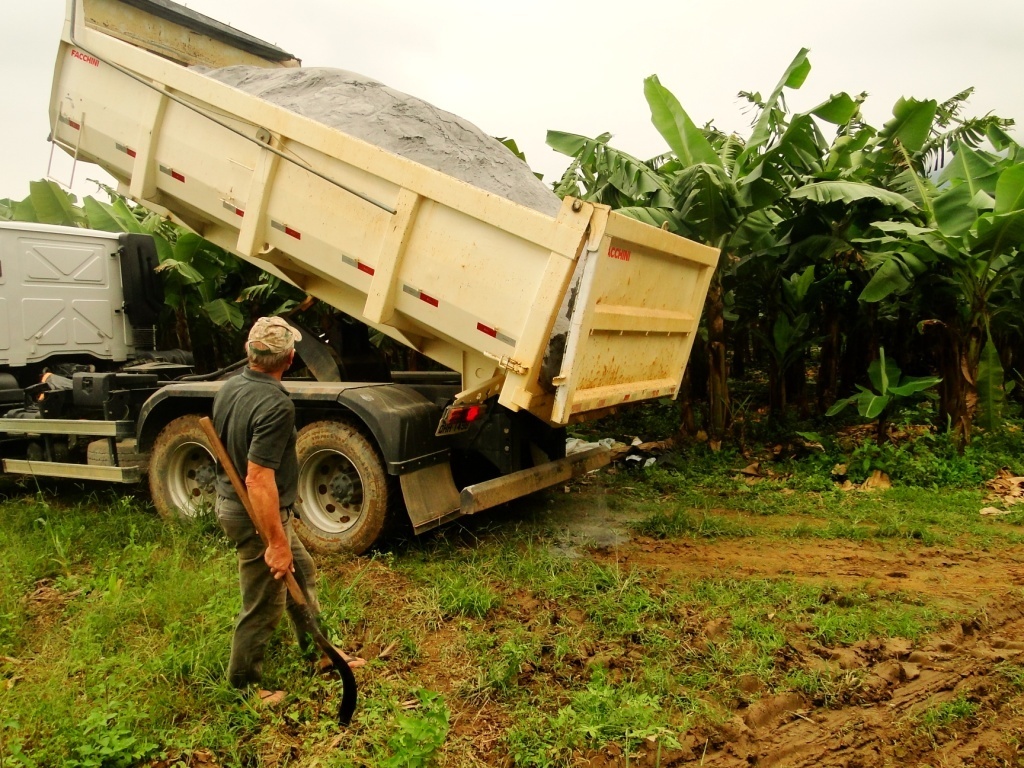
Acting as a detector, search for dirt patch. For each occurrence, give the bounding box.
[615,536,1024,610]
[24,578,82,628]
[421,493,1024,766]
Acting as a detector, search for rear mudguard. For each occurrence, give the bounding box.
[136,380,456,474]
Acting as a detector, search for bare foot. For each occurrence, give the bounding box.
[318,648,366,672]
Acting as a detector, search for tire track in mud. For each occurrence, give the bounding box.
[604,536,1024,767]
[699,603,1024,767]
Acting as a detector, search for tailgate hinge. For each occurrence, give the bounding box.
[483,352,529,376]
[454,374,505,406]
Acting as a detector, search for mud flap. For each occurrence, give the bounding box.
[401,462,462,534]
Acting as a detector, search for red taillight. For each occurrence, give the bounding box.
[445,405,484,424]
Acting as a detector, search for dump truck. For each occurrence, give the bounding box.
[13,0,718,552]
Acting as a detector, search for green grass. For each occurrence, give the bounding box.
[504,668,682,768]
[917,694,979,735]
[617,471,1024,548]
[0,439,1010,767]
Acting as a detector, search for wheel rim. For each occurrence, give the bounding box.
[297,448,367,535]
[165,440,216,517]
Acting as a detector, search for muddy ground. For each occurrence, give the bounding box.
[405,493,1024,767]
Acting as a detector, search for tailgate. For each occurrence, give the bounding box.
[550,210,718,424]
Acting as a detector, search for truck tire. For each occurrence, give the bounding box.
[293,420,391,555]
[149,414,217,520]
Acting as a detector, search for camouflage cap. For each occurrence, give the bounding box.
[247,316,302,355]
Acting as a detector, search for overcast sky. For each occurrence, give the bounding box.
[3,1,1023,204]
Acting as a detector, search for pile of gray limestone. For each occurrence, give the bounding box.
[202,66,561,217]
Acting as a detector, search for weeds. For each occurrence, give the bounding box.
[380,689,450,768]
[917,694,979,735]
[997,662,1024,691]
[784,668,863,708]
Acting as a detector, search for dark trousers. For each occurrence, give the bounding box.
[216,497,319,688]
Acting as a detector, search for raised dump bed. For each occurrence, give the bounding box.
[49,0,718,426]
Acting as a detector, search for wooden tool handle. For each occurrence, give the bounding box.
[198,416,307,606]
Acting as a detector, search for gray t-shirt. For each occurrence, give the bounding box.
[212,367,298,507]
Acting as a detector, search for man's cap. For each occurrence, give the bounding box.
[247,316,302,355]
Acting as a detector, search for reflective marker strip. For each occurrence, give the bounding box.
[400,285,515,346]
[221,200,244,217]
[59,115,81,131]
[271,220,301,240]
[342,254,375,276]
[115,143,137,158]
[158,165,185,183]
[403,284,438,307]
[476,322,516,347]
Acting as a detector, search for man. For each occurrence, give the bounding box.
[212,316,363,704]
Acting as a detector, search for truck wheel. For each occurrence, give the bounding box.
[149,414,217,520]
[294,420,390,555]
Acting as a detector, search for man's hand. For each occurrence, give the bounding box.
[265,540,294,579]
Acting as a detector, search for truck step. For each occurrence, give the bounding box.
[0,418,135,438]
[459,445,611,518]
[2,459,141,484]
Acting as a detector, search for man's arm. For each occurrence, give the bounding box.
[246,461,293,579]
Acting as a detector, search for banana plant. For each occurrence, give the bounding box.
[547,130,674,211]
[826,348,941,443]
[642,51,867,430]
[547,50,869,434]
[854,136,1024,442]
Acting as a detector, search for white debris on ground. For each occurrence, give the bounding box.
[565,437,668,469]
[565,437,622,455]
[201,66,562,217]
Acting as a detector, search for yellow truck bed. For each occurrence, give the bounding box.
[50,0,717,426]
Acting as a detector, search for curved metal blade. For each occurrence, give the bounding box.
[295,602,357,726]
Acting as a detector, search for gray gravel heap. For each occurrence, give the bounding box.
[203,66,561,217]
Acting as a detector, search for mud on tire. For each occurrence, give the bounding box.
[293,419,391,555]
[149,414,217,520]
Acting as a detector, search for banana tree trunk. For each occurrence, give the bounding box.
[174,306,192,356]
[706,272,730,443]
[676,336,708,439]
[768,356,786,416]
[923,320,976,449]
[816,310,841,414]
[787,353,809,419]
[674,369,697,439]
